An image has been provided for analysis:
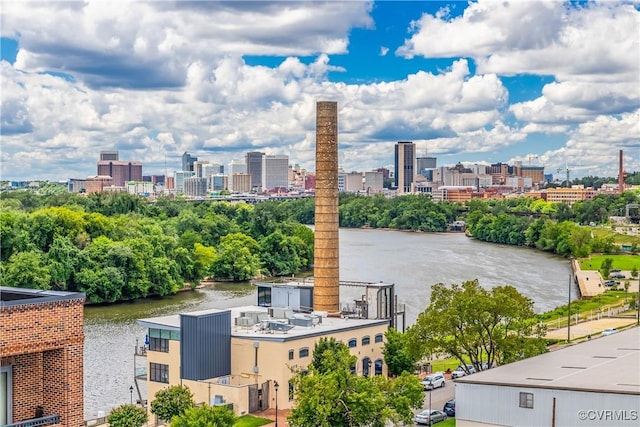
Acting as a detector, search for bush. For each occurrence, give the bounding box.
[107,404,148,427]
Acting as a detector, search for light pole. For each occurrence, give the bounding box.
[274,381,279,427]
[428,386,432,425]
[129,385,134,405]
[567,272,572,343]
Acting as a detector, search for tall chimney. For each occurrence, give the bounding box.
[314,101,340,313]
[619,149,624,194]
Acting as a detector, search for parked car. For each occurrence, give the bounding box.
[601,328,618,336]
[603,280,619,287]
[421,372,445,390]
[457,364,476,374]
[443,399,456,417]
[414,409,448,425]
[451,369,467,379]
[610,272,625,279]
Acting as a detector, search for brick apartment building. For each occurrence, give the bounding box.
[0,287,85,426]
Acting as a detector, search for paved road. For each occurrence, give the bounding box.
[412,380,456,426]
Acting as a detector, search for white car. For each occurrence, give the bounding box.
[421,372,445,390]
[451,369,467,379]
[601,328,618,336]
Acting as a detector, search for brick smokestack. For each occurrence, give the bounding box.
[619,149,624,194]
[314,101,340,314]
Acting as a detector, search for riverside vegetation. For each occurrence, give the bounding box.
[1,186,639,304]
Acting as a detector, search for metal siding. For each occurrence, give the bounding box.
[180,311,231,381]
[457,383,640,427]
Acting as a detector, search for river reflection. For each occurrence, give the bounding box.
[83,229,573,417]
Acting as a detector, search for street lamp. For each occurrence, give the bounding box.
[274,381,279,427]
[129,385,134,405]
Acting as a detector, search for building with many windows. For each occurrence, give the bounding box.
[262,154,289,191]
[137,280,396,420]
[182,152,197,172]
[1,287,85,426]
[246,152,265,191]
[394,141,416,194]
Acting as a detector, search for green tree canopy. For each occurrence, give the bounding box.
[151,385,195,422]
[288,338,423,427]
[106,404,148,427]
[170,404,236,427]
[382,328,419,377]
[407,279,547,371]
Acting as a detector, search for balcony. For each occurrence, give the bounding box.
[5,415,60,427]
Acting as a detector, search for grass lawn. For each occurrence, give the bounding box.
[429,359,460,373]
[235,415,272,427]
[537,290,637,323]
[591,228,640,246]
[579,254,640,271]
[439,418,456,426]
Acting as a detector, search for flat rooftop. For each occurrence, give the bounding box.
[0,286,85,308]
[455,327,640,395]
[138,305,389,342]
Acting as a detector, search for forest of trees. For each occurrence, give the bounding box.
[1,187,638,304]
[0,192,314,303]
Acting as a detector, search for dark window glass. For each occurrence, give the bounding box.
[374,334,384,343]
[149,337,169,352]
[374,359,383,376]
[348,339,357,348]
[362,336,370,346]
[288,350,294,360]
[299,348,309,358]
[519,392,533,409]
[150,363,169,383]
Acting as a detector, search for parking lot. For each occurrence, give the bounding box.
[412,377,456,426]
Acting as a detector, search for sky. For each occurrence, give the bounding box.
[1,0,639,182]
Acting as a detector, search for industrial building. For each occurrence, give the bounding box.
[455,327,640,427]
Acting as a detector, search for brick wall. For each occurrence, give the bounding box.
[0,297,84,426]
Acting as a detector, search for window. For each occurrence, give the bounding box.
[149,337,169,352]
[149,328,176,352]
[519,392,533,409]
[361,336,370,346]
[374,359,383,376]
[348,338,357,348]
[1,366,12,424]
[288,381,294,401]
[374,334,384,343]
[299,347,309,358]
[288,349,294,360]
[150,363,169,383]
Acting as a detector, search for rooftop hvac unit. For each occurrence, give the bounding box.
[289,316,313,327]
[235,316,253,327]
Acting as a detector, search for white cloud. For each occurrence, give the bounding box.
[379,46,389,56]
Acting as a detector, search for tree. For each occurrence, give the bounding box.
[170,404,236,427]
[210,233,261,281]
[1,250,51,289]
[600,257,614,279]
[288,338,423,427]
[106,404,148,427]
[407,280,547,371]
[382,328,419,377]
[631,265,638,279]
[151,385,195,422]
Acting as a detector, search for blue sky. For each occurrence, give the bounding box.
[1,0,638,181]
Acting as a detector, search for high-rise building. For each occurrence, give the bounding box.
[174,171,195,193]
[227,159,247,192]
[182,152,198,172]
[100,150,119,161]
[246,151,264,191]
[183,177,208,197]
[394,141,416,194]
[96,160,142,187]
[231,173,252,193]
[261,154,289,191]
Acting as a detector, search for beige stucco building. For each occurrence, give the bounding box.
[138,282,394,421]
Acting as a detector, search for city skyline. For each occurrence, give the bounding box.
[1,1,639,181]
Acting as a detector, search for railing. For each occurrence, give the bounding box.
[5,415,60,427]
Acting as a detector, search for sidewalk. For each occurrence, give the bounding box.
[254,408,291,426]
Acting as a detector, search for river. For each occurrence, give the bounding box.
[83,229,574,418]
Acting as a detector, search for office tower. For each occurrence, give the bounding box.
[261,154,289,191]
[314,101,340,314]
[231,173,252,193]
[417,156,437,180]
[97,160,143,187]
[183,177,208,197]
[394,141,416,194]
[245,151,264,191]
[182,152,197,172]
[174,171,194,193]
[100,150,119,161]
[227,159,247,192]
[193,160,209,178]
